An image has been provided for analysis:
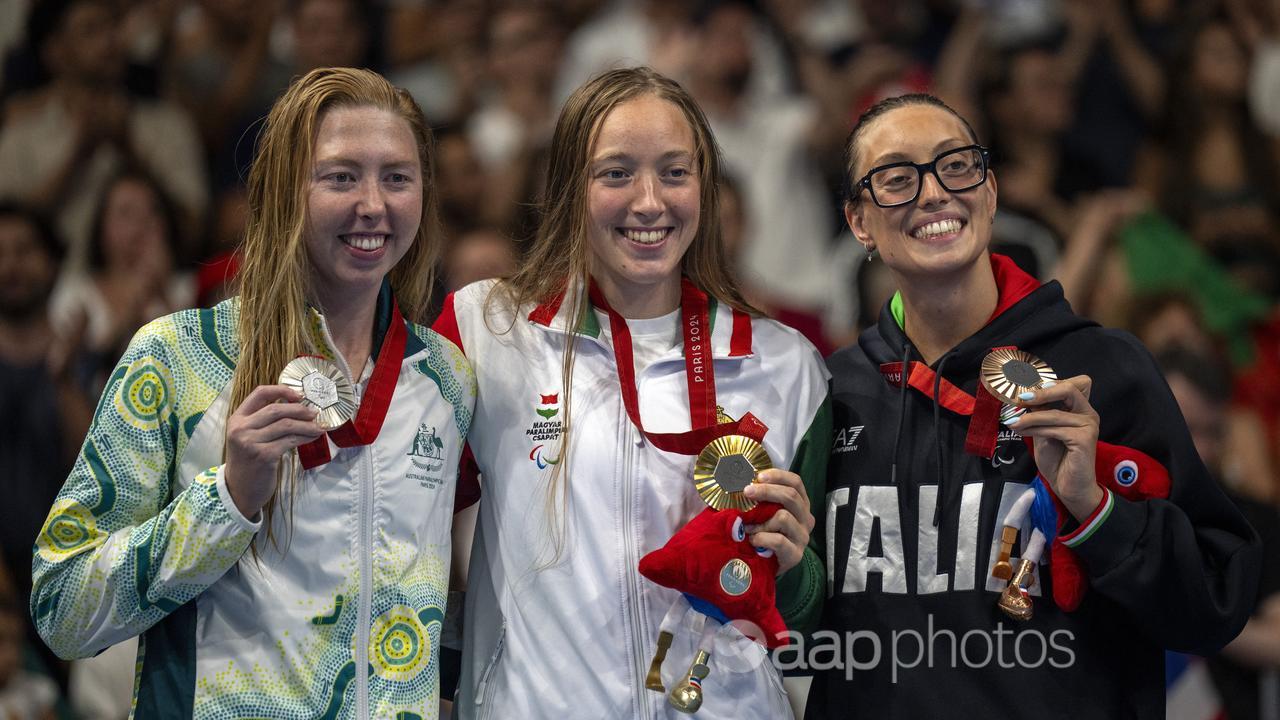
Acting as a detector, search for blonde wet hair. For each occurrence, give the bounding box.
[230,67,441,548]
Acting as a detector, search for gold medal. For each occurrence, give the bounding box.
[278,356,356,430]
[693,435,772,511]
[980,348,1057,406]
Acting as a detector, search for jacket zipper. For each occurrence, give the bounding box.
[315,322,372,718]
[356,441,372,717]
[621,403,651,719]
[473,622,506,718]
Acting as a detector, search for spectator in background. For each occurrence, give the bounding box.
[1159,346,1280,720]
[554,0,789,104]
[1050,188,1147,320]
[1139,11,1280,254]
[981,37,1082,239]
[0,203,92,692]
[49,169,193,396]
[291,0,379,73]
[978,34,1114,284]
[0,0,208,271]
[433,126,494,238]
[2,0,176,104]
[387,0,489,127]
[469,2,562,173]
[719,172,836,355]
[1128,291,1222,359]
[687,0,837,317]
[467,2,563,236]
[555,0,694,97]
[806,0,971,121]
[1234,308,1280,509]
[1127,290,1277,504]
[759,0,858,57]
[199,0,380,228]
[168,0,289,180]
[442,227,518,294]
[1058,0,1173,191]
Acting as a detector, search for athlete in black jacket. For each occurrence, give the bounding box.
[808,94,1261,718]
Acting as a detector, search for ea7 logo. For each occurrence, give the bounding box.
[832,425,864,454]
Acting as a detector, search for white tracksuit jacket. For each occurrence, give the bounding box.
[437,280,831,719]
[32,292,475,719]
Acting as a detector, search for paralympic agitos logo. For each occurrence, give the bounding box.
[527,393,563,468]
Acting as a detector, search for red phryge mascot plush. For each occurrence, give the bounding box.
[991,440,1172,619]
[637,502,787,713]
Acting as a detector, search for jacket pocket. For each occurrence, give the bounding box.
[473,622,506,720]
[717,622,790,705]
[760,655,788,697]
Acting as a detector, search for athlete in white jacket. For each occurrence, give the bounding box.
[32,69,474,719]
[435,67,830,719]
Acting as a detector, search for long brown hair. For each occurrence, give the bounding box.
[230,67,441,549]
[488,66,755,559]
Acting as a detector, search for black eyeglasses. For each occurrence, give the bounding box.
[855,145,990,208]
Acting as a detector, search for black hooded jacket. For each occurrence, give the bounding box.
[807,255,1261,719]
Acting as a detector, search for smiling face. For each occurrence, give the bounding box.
[845,103,997,283]
[305,105,423,310]
[586,94,700,317]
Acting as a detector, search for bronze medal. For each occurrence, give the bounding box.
[980,347,1058,406]
[278,356,356,430]
[693,435,772,511]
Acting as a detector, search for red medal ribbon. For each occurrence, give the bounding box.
[878,355,1005,459]
[588,277,766,455]
[879,361,975,415]
[297,300,409,469]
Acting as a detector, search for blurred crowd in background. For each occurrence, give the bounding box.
[1,0,1279,717]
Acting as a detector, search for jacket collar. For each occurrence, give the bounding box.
[305,279,423,364]
[887,252,1040,331]
[526,280,755,360]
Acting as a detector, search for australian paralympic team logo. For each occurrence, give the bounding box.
[527,393,563,469]
[407,424,445,489]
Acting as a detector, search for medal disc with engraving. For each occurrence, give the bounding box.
[980,348,1057,406]
[693,435,773,511]
[278,356,356,430]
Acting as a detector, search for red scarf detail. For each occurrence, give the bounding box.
[297,301,408,469]
[588,277,766,454]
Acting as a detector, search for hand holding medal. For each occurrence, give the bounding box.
[694,429,814,573]
[222,381,325,519]
[223,309,408,520]
[984,348,1104,522]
